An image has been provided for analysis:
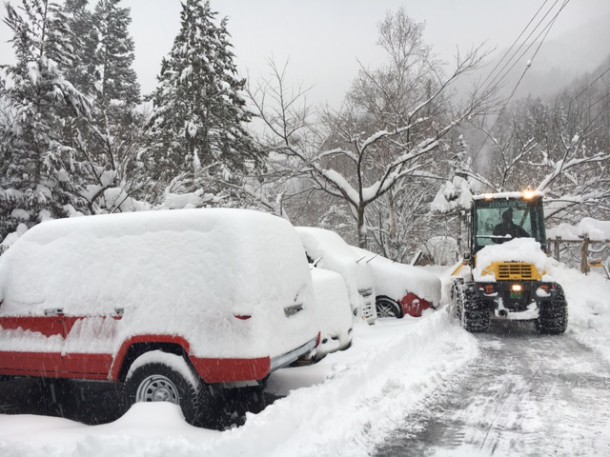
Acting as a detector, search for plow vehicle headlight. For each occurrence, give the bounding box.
[511,284,523,293]
[522,190,536,200]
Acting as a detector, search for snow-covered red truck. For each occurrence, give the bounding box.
[0,209,319,422]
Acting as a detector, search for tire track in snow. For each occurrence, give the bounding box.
[374,321,610,457]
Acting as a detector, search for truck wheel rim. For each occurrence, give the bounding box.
[136,375,180,404]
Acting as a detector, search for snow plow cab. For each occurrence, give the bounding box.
[451,191,567,334]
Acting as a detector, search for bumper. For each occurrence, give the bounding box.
[191,336,318,385]
[270,336,318,371]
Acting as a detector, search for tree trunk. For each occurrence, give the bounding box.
[357,205,367,248]
[389,189,397,259]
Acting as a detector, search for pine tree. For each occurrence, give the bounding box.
[62,0,96,96]
[146,0,262,205]
[82,0,142,212]
[0,0,90,245]
[59,0,143,213]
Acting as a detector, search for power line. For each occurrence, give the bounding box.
[484,0,563,93]
[571,65,610,102]
[480,0,551,90]
[473,0,571,159]
[503,0,570,105]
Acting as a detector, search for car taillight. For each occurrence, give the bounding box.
[234,314,252,320]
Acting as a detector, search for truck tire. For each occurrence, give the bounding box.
[537,286,568,335]
[123,353,204,424]
[460,283,490,333]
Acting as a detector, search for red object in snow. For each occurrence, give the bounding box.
[399,293,433,317]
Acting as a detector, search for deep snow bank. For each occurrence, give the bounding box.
[550,265,610,364]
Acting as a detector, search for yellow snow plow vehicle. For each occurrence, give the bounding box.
[451,191,567,334]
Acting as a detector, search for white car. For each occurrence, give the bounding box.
[352,247,442,318]
[309,268,353,358]
[296,227,377,324]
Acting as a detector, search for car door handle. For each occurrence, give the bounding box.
[44,308,64,317]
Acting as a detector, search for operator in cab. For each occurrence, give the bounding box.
[492,208,530,243]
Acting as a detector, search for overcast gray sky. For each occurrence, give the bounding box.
[1,0,609,106]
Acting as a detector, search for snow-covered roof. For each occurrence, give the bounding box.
[547,217,610,242]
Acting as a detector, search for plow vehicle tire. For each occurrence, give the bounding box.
[459,283,490,333]
[537,285,568,335]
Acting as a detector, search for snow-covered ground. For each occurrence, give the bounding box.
[1,264,609,457]
[554,265,610,365]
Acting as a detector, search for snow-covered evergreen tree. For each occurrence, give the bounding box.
[146,0,261,206]
[58,0,143,214]
[79,0,143,213]
[62,0,96,96]
[0,0,90,246]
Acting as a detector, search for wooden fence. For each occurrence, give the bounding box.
[548,236,610,278]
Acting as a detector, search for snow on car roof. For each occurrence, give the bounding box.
[351,246,441,304]
[295,227,373,306]
[0,209,316,358]
[295,227,359,260]
[0,208,308,313]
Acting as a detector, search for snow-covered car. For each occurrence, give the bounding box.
[0,209,319,423]
[309,267,353,359]
[352,247,442,318]
[296,227,377,324]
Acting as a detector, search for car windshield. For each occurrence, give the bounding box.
[473,198,546,252]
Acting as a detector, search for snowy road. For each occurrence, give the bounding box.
[374,321,610,457]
